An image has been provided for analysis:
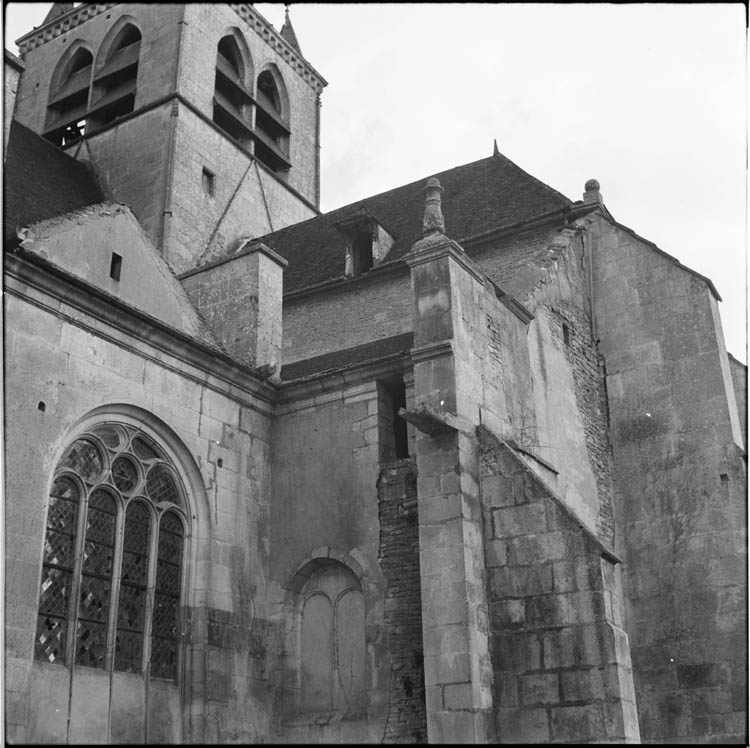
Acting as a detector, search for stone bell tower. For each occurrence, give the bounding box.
[12,3,326,273]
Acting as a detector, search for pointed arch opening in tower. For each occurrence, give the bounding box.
[254,68,291,175]
[212,34,253,148]
[45,46,93,147]
[90,22,142,128]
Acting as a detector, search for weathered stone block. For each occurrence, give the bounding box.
[552,560,578,592]
[521,672,560,706]
[560,667,605,702]
[492,503,547,537]
[423,652,472,685]
[493,632,542,673]
[489,599,525,630]
[496,706,550,743]
[481,473,514,508]
[496,673,520,707]
[486,538,507,567]
[443,682,474,710]
[549,703,605,742]
[491,564,553,598]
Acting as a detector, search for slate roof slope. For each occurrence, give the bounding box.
[254,151,572,293]
[3,119,104,242]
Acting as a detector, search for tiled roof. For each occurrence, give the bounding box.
[3,120,105,242]
[281,332,414,381]
[256,151,572,293]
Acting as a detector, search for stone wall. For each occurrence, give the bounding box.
[268,381,391,742]
[590,214,747,742]
[4,51,23,151]
[378,458,428,743]
[282,271,414,365]
[181,242,286,372]
[728,355,747,451]
[478,430,639,743]
[4,255,275,743]
[479,224,616,548]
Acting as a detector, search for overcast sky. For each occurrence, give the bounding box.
[5,3,747,361]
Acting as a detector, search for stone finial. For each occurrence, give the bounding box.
[493,138,499,156]
[280,4,303,54]
[583,178,602,204]
[422,177,445,235]
[43,2,74,25]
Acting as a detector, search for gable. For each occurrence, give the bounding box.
[15,203,221,349]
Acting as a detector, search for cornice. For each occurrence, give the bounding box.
[16,3,118,54]
[228,4,327,93]
[4,248,276,410]
[276,350,412,412]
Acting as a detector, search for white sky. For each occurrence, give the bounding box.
[4,3,747,362]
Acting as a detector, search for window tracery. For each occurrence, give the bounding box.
[35,422,186,681]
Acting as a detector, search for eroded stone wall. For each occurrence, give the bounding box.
[378,458,427,743]
[478,430,639,743]
[590,215,747,742]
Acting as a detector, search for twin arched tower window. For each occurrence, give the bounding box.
[45,23,141,147]
[212,34,291,175]
[35,423,187,681]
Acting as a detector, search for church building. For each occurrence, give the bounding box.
[4,3,746,744]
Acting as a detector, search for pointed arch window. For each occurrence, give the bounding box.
[90,23,141,128]
[45,47,93,147]
[254,68,291,174]
[213,34,253,147]
[35,423,187,681]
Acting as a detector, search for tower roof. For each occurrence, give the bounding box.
[280,5,302,54]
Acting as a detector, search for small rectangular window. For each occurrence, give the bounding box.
[377,378,409,461]
[110,252,122,281]
[202,167,215,196]
[562,323,571,346]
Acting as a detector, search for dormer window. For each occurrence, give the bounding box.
[90,23,141,127]
[334,212,395,277]
[253,68,290,175]
[45,47,93,147]
[212,34,253,147]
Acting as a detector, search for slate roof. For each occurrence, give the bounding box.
[281,332,414,381]
[3,119,105,243]
[255,151,572,293]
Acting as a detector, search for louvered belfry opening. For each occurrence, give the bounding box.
[212,35,253,148]
[45,47,93,147]
[89,24,141,128]
[254,69,290,174]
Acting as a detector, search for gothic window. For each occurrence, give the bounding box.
[299,563,366,715]
[254,68,291,175]
[213,34,253,147]
[45,46,93,146]
[35,423,187,681]
[90,22,142,128]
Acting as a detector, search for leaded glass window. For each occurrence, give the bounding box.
[34,423,188,681]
